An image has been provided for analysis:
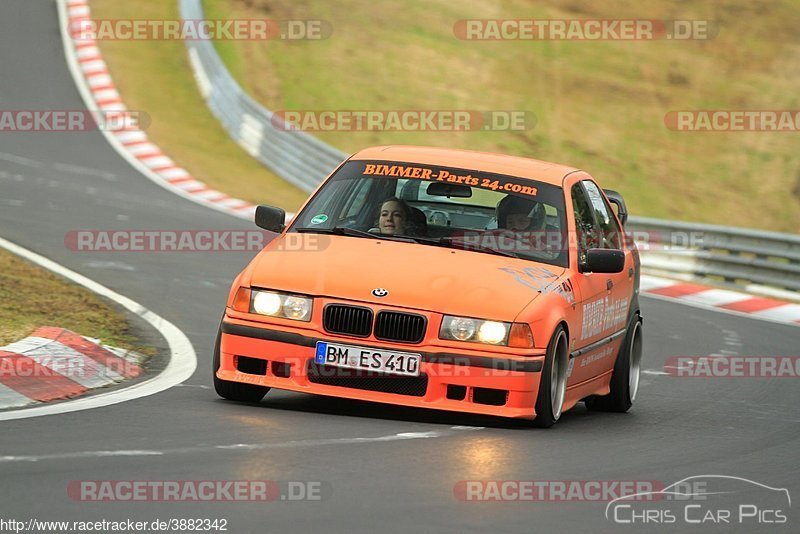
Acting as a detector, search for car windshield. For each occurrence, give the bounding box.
[289,160,568,267]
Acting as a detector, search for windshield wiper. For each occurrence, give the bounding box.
[296,226,375,238]
[295,226,415,243]
[407,236,520,258]
[295,228,519,257]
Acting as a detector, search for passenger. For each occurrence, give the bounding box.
[377,197,410,235]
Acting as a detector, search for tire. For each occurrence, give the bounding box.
[585,313,642,413]
[213,325,270,403]
[532,325,569,428]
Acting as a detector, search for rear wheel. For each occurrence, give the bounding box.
[585,314,642,413]
[532,326,569,428]
[213,325,270,403]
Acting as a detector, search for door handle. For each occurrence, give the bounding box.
[607,279,613,291]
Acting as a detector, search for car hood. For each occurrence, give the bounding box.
[248,234,566,321]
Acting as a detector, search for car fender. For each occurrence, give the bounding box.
[514,289,576,351]
[225,254,263,307]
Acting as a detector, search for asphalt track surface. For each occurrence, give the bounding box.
[1,2,798,532]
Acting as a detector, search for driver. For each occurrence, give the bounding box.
[496,195,547,231]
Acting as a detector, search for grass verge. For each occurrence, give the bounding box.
[89,0,310,212]
[202,0,800,233]
[0,249,154,355]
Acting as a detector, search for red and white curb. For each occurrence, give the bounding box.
[61,0,257,221]
[0,327,145,410]
[641,275,800,326]
[0,236,195,422]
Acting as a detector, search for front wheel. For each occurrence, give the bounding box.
[532,325,569,428]
[213,325,270,403]
[585,314,642,413]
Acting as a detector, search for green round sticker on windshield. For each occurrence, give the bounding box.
[310,214,328,225]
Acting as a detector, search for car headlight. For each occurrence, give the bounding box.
[250,289,312,321]
[440,315,510,345]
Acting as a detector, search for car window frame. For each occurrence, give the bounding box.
[570,181,601,269]
[581,179,623,250]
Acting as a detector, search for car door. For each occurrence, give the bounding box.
[567,180,631,384]
[582,178,633,332]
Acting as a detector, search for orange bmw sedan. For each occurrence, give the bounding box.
[214,146,643,427]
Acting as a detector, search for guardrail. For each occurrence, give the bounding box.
[179,0,799,300]
[179,0,345,193]
[628,217,800,299]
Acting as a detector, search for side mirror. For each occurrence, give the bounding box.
[584,248,625,273]
[255,205,286,233]
[603,189,628,226]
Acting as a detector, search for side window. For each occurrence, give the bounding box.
[582,180,622,249]
[571,183,599,265]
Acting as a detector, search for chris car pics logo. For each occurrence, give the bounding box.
[605,475,790,526]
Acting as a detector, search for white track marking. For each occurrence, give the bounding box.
[751,303,800,322]
[2,154,117,184]
[0,151,45,168]
[53,163,117,182]
[678,288,752,307]
[187,47,212,98]
[741,282,800,304]
[0,235,196,421]
[0,450,164,462]
[57,0,253,223]
[638,275,680,292]
[124,143,160,156]
[159,168,190,180]
[114,130,147,144]
[642,369,670,376]
[0,427,483,463]
[85,260,136,271]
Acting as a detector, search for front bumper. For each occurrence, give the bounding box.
[218,316,546,419]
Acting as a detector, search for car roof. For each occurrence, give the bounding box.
[350,145,579,186]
